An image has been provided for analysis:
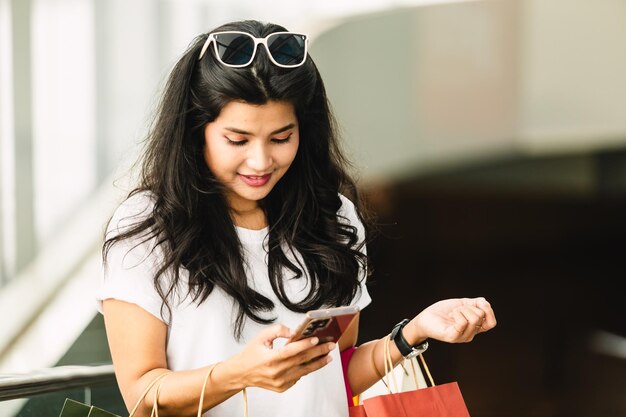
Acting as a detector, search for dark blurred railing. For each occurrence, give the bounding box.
[0,365,125,417]
[0,365,115,402]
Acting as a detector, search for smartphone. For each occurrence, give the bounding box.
[288,305,360,344]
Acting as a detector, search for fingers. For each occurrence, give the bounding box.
[264,340,335,392]
[240,325,337,394]
[276,336,317,362]
[255,324,294,347]
[449,298,496,341]
[449,308,478,340]
[278,338,335,367]
[268,353,333,392]
[294,350,334,376]
[475,297,497,331]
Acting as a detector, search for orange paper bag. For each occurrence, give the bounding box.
[358,381,469,417]
[349,337,471,417]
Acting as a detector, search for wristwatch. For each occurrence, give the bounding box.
[390,319,429,359]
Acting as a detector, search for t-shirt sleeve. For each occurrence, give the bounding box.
[95,192,167,323]
[337,193,372,311]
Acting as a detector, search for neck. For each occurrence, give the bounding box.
[231,206,267,230]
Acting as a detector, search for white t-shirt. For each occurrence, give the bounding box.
[96,191,371,417]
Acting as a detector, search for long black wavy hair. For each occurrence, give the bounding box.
[103,20,372,339]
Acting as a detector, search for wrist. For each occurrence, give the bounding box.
[391,319,429,359]
[403,318,429,347]
[218,357,249,391]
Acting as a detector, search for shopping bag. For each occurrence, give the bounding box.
[350,336,471,417]
[58,398,120,417]
[361,381,470,417]
[349,404,369,417]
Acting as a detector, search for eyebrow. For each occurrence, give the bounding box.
[224,123,296,136]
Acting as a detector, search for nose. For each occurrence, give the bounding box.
[246,142,273,172]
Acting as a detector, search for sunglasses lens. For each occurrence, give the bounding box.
[214,33,255,66]
[267,33,306,66]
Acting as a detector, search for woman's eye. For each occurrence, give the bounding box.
[272,134,292,144]
[225,137,247,146]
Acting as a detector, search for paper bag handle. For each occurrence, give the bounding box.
[198,363,248,417]
[127,364,248,417]
[128,371,172,417]
[382,336,435,394]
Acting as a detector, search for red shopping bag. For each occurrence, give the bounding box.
[349,405,369,417]
[357,381,469,417]
[349,337,471,417]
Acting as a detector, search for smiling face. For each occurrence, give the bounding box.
[203,100,300,216]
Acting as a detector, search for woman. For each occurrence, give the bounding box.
[97,19,496,417]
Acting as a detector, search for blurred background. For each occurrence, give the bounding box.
[1,0,625,416]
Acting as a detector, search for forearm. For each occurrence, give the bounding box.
[346,338,395,395]
[347,319,427,395]
[137,360,245,417]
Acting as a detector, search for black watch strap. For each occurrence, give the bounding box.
[390,319,429,359]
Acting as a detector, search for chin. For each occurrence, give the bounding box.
[238,188,272,202]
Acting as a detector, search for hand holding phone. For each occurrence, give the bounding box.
[288,305,360,344]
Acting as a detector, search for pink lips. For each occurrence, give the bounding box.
[239,173,271,187]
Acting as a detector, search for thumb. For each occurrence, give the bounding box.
[255,324,293,345]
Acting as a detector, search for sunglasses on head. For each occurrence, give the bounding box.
[198,31,308,68]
